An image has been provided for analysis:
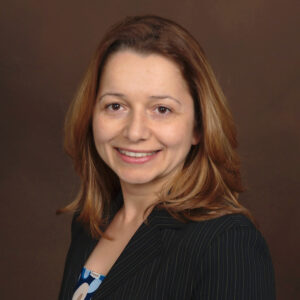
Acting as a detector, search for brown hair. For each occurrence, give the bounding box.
[58,15,252,238]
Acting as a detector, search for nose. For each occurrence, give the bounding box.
[123,110,150,142]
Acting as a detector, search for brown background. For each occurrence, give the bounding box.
[1,0,299,299]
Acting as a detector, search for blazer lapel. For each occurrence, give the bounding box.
[94,206,184,298]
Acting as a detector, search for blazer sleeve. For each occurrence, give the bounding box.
[58,213,82,300]
[192,224,276,300]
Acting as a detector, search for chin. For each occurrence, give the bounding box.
[122,177,154,185]
[119,173,157,185]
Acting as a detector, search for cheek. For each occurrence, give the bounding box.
[92,117,115,143]
[157,120,194,148]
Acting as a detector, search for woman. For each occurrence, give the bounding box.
[58,15,275,299]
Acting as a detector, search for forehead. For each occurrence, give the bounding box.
[98,50,190,95]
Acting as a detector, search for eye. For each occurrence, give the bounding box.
[105,103,122,111]
[155,105,172,114]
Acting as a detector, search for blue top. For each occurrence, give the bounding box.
[72,267,106,300]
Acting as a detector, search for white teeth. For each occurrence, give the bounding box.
[118,149,157,157]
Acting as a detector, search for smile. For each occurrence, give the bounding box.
[116,148,161,164]
[117,148,158,157]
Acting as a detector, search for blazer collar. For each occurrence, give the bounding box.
[92,194,185,298]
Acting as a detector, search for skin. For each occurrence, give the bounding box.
[92,49,200,221]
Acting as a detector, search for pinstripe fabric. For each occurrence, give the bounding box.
[59,201,275,299]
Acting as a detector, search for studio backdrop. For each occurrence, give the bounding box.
[1,0,299,299]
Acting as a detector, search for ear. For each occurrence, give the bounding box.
[192,127,201,145]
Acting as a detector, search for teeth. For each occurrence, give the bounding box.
[118,149,157,157]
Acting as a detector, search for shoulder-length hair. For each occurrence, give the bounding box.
[58,15,252,238]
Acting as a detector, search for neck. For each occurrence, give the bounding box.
[118,179,163,224]
[118,165,182,224]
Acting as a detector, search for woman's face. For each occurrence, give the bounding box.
[92,50,199,189]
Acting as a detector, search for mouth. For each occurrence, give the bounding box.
[115,148,161,158]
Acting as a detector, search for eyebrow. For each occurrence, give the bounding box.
[99,92,182,105]
[149,95,182,105]
[99,92,126,101]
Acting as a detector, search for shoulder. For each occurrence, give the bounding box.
[182,213,271,260]
[188,213,259,237]
[185,213,257,239]
[187,214,275,298]
[70,212,82,236]
[69,212,92,243]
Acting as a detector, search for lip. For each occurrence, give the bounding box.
[115,147,161,164]
[115,147,161,153]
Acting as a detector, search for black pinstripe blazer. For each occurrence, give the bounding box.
[59,196,275,299]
